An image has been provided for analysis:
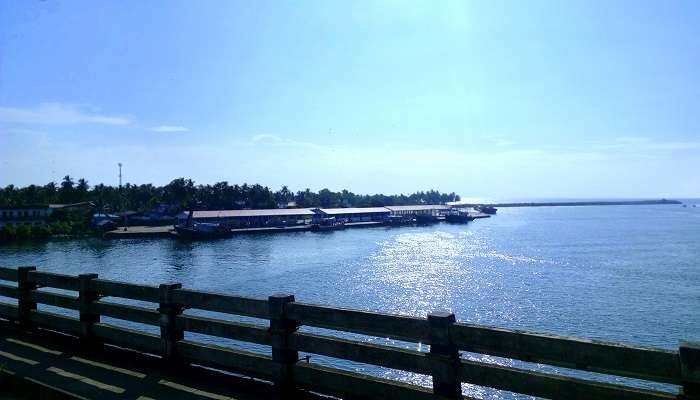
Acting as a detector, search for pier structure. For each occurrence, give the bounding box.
[105,200,682,238]
[310,207,391,223]
[385,204,450,216]
[450,199,682,208]
[0,265,698,400]
[175,205,450,228]
[172,199,680,229]
[175,208,315,227]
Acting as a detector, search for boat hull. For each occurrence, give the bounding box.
[311,224,345,232]
[445,215,475,223]
[414,215,438,225]
[174,225,233,239]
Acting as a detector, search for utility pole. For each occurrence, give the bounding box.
[118,162,125,223]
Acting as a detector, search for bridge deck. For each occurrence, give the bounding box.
[0,321,317,400]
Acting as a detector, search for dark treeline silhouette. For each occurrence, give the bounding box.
[0,176,461,212]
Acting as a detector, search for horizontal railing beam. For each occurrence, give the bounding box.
[287,302,429,343]
[91,279,160,303]
[29,291,80,310]
[92,301,160,326]
[176,314,271,345]
[171,289,269,319]
[0,283,18,299]
[0,303,18,320]
[459,358,676,400]
[176,340,277,380]
[289,331,431,375]
[452,323,681,384]
[28,310,82,336]
[92,323,162,354]
[0,267,19,282]
[27,271,79,291]
[293,363,435,400]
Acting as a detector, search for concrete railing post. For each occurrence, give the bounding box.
[16,267,37,329]
[428,311,461,399]
[680,341,700,399]
[158,283,184,361]
[78,273,100,343]
[268,294,299,392]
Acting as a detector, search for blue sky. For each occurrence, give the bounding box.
[1,0,698,198]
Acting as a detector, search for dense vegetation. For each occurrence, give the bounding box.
[0,176,460,212]
[0,208,91,241]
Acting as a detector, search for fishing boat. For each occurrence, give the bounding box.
[311,217,345,232]
[475,205,498,214]
[444,210,475,223]
[385,215,412,226]
[174,211,233,239]
[414,214,438,225]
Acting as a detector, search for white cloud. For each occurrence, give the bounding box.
[251,133,285,144]
[149,125,188,132]
[0,103,130,125]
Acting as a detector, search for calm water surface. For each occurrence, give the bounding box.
[1,203,699,398]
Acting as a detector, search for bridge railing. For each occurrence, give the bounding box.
[0,266,697,400]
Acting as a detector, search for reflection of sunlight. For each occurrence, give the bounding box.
[482,250,548,265]
[365,229,553,314]
[365,231,485,316]
[365,231,560,314]
[352,229,557,398]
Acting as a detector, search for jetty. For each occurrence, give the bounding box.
[453,199,682,208]
[103,222,393,239]
[0,266,697,399]
[102,225,173,239]
[103,205,490,239]
[99,199,680,239]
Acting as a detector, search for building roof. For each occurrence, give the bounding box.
[189,209,315,218]
[317,207,391,215]
[0,205,50,210]
[49,202,95,209]
[182,206,401,219]
[384,205,449,211]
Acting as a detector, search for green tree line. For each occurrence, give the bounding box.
[0,176,460,212]
[0,208,91,241]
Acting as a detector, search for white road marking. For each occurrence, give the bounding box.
[0,350,39,365]
[70,356,147,378]
[47,367,126,394]
[6,338,62,355]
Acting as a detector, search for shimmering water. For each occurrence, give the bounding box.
[1,203,699,398]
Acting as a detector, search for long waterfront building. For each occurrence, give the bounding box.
[176,205,451,227]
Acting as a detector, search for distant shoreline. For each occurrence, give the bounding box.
[454,199,682,208]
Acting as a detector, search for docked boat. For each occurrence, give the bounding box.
[475,205,497,214]
[174,211,233,239]
[385,215,412,226]
[444,210,475,223]
[311,217,346,232]
[414,214,438,225]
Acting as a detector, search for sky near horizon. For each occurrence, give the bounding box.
[1,1,699,198]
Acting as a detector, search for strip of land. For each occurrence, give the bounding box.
[455,199,681,207]
[100,199,681,239]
